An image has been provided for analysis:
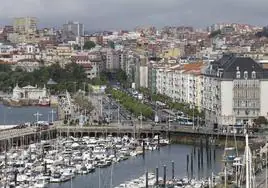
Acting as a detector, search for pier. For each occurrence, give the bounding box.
[0,120,256,151]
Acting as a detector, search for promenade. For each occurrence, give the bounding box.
[0,120,254,146]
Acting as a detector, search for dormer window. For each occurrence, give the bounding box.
[244,71,248,79]
[236,71,240,79]
[252,71,256,79]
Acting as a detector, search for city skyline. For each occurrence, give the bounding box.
[0,0,267,30]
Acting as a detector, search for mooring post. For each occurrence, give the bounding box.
[155,167,159,186]
[172,161,175,179]
[163,165,167,187]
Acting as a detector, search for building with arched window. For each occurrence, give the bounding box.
[12,84,47,100]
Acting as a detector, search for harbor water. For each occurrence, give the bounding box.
[48,144,224,188]
[0,104,224,188]
[0,104,58,125]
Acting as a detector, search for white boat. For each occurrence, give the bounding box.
[61,169,74,182]
[33,179,48,188]
[50,173,61,183]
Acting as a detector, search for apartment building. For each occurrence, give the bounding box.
[155,63,204,110]
[106,48,120,72]
[13,17,37,34]
[153,54,268,128]
[62,21,84,41]
[203,54,268,127]
[71,55,101,79]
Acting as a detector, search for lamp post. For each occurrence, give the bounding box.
[265,137,268,187]
[116,99,120,125]
[140,112,143,129]
[50,109,56,123]
[34,112,42,124]
[191,103,195,130]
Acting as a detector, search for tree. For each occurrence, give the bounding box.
[253,116,268,127]
[209,29,221,38]
[73,44,80,50]
[255,27,268,38]
[74,93,94,113]
[0,62,88,93]
[0,64,12,72]
[108,41,115,49]
[83,41,96,50]
[106,88,153,119]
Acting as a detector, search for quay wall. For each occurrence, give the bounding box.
[170,133,246,149]
[0,125,253,151]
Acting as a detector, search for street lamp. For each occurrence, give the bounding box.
[34,112,42,124]
[140,112,143,129]
[50,109,56,123]
[191,103,195,130]
[116,99,120,125]
[168,113,170,132]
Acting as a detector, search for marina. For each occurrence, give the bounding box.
[0,134,223,188]
[0,93,267,188]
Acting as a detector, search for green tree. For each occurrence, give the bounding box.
[107,88,153,119]
[108,41,115,49]
[253,116,268,127]
[73,44,80,50]
[83,41,96,50]
[0,62,88,93]
[209,29,221,38]
[74,93,94,113]
[0,64,12,72]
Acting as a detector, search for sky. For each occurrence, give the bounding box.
[0,0,267,30]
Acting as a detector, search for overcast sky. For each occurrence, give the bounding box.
[0,0,267,30]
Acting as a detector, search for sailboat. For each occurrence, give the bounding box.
[231,134,255,187]
[220,126,239,187]
[243,134,255,188]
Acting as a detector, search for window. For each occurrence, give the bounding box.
[236,71,240,79]
[252,71,256,79]
[244,71,248,79]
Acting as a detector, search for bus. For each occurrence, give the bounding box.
[176,117,193,126]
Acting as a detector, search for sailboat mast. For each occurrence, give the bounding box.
[265,146,268,187]
[110,162,113,188]
[245,134,249,188]
[98,167,101,188]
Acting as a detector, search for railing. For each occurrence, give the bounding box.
[0,122,258,141]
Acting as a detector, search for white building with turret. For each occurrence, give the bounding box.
[12,84,47,100]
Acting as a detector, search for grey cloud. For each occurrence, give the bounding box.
[0,0,267,30]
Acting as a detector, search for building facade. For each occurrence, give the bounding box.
[153,55,268,128]
[71,55,101,79]
[106,49,120,72]
[203,54,268,127]
[62,21,84,41]
[13,17,37,34]
[12,84,47,100]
